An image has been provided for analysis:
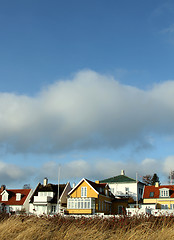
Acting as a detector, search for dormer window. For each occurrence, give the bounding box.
[1,191,9,201]
[160,188,169,197]
[149,192,154,197]
[16,193,21,201]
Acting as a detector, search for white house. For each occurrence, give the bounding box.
[29,178,71,215]
[0,185,33,214]
[100,170,145,202]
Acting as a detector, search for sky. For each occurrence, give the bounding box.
[0,0,174,188]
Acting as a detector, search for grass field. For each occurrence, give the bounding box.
[0,214,174,239]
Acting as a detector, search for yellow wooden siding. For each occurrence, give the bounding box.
[68,209,93,214]
[144,198,174,209]
[70,180,98,198]
[96,195,112,214]
[143,199,157,204]
[68,180,113,215]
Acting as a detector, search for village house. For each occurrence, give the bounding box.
[0,185,33,214]
[67,178,114,215]
[29,178,71,215]
[143,182,174,210]
[100,170,145,202]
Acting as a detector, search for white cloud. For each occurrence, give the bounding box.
[38,156,174,184]
[0,70,174,153]
[0,161,35,186]
[0,155,173,186]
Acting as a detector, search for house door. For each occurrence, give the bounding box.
[118,205,123,215]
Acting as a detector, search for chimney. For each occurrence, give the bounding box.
[43,177,48,186]
[155,182,159,187]
[1,185,6,191]
[95,180,100,184]
[73,182,76,188]
[121,170,125,176]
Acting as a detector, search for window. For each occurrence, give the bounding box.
[160,189,169,197]
[161,204,168,209]
[2,193,8,201]
[68,198,91,209]
[81,187,87,197]
[149,192,154,197]
[38,192,53,197]
[170,204,174,209]
[51,206,56,213]
[125,187,129,194]
[16,193,21,201]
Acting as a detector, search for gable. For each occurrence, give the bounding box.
[69,179,98,198]
[1,190,9,201]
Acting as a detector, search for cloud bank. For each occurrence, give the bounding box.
[1,155,174,186]
[37,156,174,184]
[0,161,35,186]
[3,156,173,186]
[1,69,174,153]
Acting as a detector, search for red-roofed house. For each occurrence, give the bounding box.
[143,182,174,210]
[0,185,33,214]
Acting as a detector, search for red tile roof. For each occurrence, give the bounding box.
[143,185,174,199]
[0,189,31,206]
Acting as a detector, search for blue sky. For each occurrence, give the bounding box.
[1,0,174,188]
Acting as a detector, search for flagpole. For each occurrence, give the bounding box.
[57,164,61,214]
[136,172,138,208]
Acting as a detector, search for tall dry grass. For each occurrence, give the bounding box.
[0,214,174,239]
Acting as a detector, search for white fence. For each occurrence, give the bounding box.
[126,208,174,216]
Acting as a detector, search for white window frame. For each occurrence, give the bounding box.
[160,188,169,198]
[170,204,174,209]
[2,193,8,201]
[67,198,93,209]
[51,205,56,213]
[16,193,21,201]
[81,187,87,197]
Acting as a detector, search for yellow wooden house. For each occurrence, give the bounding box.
[143,182,174,209]
[67,178,114,215]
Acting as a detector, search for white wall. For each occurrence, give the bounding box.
[108,182,144,201]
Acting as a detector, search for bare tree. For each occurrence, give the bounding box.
[23,184,30,189]
[142,173,160,186]
[142,175,152,185]
[168,171,174,184]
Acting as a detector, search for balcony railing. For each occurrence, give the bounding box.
[34,196,52,203]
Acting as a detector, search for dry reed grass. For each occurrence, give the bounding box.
[0,214,173,239]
